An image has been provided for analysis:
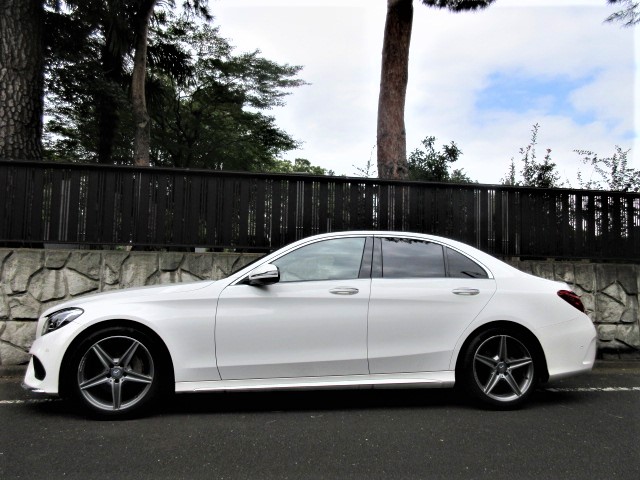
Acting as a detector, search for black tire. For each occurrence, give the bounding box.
[67,326,166,418]
[459,327,539,409]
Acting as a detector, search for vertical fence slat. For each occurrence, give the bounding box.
[84,169,101,243]
[363,183,374,231]
[271,179,283,247]
[393,185,403,231]
[47,168,64,242]
[318,181,329,233]
[8,166,28,241]
[302,179,313,237]
[220,178,234,247]
[560,193,571,258]
[333,182,345,231]
[628,197,638,256]
[286,179,298,242]
[0,165,9,239]
[378,184,389,230]
[493,189,503,256]
[254,179,266,247]
[204,176,219,247]
[27,166,45,242]
[154,174,169,246]
[237,177,250,247]
[479,188,489,251]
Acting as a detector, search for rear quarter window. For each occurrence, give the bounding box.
[445,247,488,278]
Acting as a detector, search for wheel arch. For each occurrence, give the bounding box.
[58,319,175,398]
[454,321,549,383]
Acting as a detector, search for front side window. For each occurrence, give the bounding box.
[273,237,366,282]
[380,238,445,278]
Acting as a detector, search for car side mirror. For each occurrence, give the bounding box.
[247,263,280,286]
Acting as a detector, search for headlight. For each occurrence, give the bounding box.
[42,308,84,335]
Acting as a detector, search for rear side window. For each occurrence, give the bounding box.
[380,238,445,278]
[445,248,488,279]
[447,248,488,278]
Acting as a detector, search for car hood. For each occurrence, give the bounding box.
[41,280,219,317]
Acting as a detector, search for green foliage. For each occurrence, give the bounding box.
[501,124,562,188]
[148,19,305,170]
[265,158,329,176]
[407,136,474,183]
[43,7,306,171]
[575,146,639,192]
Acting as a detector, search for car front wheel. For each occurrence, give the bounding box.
[460,328,538,409]
[68,327,164,418]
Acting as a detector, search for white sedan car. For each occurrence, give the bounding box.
[23,231,596,417]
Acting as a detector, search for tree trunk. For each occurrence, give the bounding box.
[131,0,157,167]
[0,0,44,160]
[377,0,413,180]
[97,30,125,164]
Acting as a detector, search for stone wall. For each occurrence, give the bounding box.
[0,248,638,365]
[0,249,261,365]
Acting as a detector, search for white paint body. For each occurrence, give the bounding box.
[23,232,597,397]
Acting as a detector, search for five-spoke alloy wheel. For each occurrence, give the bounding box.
[69,327,164,418]
[460,328,538,409]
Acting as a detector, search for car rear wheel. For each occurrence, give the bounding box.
[69,327,164,418]
[460,328,538,409]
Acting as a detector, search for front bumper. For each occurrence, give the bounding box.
[21,324,79,395]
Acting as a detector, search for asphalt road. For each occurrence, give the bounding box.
[1,363,639,480]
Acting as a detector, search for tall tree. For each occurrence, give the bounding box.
[149,20,305,170]
[45,17,305,171]
[0,0,45,160]
[130,0,211,166]
[606,0,640,26]
[376,0,495,180]
[45,0,210,165]
[131,0,157,166]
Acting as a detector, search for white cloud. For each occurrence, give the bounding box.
[214,0,637,184]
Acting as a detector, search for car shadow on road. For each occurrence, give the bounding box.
[164,387,465,415]
[22,386,587,420]
[160,385,587,416]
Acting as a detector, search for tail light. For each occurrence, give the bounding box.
[557,290,586,313]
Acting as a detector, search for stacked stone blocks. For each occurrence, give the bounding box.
[1,249,638,365]
[0,249,261,365]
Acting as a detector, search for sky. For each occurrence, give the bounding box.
[212,0,637,185]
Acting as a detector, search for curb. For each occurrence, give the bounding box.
[0,365,28,379]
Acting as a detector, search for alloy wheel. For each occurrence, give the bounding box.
[77,335,155,412]
[472,334,534,403]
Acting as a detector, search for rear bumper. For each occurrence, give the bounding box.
[536,314,597,382]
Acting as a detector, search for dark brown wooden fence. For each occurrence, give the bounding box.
[1,160,638,260]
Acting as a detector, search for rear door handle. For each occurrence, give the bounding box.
[329,287,359,295]
[452,288,480,296]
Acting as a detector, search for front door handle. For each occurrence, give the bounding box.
[452,288,480,296]
[329,287,359,295]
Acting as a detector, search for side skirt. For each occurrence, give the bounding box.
[175,371,455,393]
